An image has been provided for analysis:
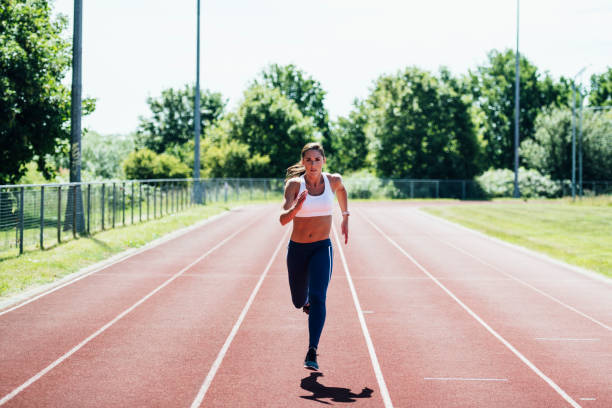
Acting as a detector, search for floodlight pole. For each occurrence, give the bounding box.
[571,66,587,201]
[70,0,82,185]
[578,92,583,196]
[513,0,521,198]
[193,0,202,204]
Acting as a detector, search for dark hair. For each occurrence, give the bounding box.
[285,142,326,181]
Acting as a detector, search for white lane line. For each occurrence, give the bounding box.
[580,398,596,401]
[437,238,612,332]
[424,377,508,382]
[536,338,600,342]
[0,209,238,316]
[358,209,582,408]
[0,214,262,407]
[332,226,394,408]
[190,227,290,408]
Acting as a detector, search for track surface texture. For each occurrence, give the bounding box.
[1,202,610,407]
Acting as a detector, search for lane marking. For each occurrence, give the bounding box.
[424,377,508,382]
[416,209,611,286]
[357,209,582,408]
[332,226,394,408]
[536,338,600,342]
[190,227,290,408]
[0,214,263,407]
[0,208,243,316]
[580,398,596,401]
[437,238,612,332]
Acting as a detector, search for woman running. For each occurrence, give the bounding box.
[279,142,349,370]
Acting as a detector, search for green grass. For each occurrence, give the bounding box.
[423,196,612,278]
[0,202,244,300]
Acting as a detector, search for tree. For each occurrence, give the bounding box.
[122,148,191,180]
[136,85,225,153]
[254,64,330,147]
[0,0,95,184]
[327,100,370,174]
[467,49,570,170]
[81,131,135,180]
[366,67,482,179]
[589,68,612,107]
[227,85,316,177]
[520,107,612,181]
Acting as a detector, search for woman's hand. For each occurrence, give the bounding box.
[341,216,349,244]
[294,190,307,213]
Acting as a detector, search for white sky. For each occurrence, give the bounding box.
[52,0,612,135]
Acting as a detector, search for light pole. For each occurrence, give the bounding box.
[193,0,202,204]
[571,66,587,201]
[513,0,521,198]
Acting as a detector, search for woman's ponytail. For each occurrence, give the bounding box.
[285,162,306,181]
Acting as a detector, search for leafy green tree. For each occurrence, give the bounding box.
[0,0,95,184]
[520,107,612,181]
[136,85,225,153]
[81,131,135,180]
[366,67,482,179]
[227,85,316,177]
[589,68,612,107]
[327,100,370,174]
[254,64,330,147]
[122,148,191,180]
[468,49,570,170]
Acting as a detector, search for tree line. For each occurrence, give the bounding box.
[2,1,611,186]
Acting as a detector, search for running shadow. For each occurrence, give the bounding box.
[300,372,373,405]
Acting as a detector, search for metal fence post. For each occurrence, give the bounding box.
[250,179,253,200]
[57,186,62,243]
[264,179,267,200]
[18,186,24,254]
[40,186,44,249]
[436,180,439,199]
[131,182,134,225]
[410,181,414,199]
[87,183,91,234]
[139,183,142,222]
[112,183,116,229]
[122,182,126,226]
[462,180,466,200]
[154,185,157,218]
[101,183,105,230]
[72,185,77,238]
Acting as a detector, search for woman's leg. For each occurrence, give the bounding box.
[287,241,310,309]
[307,243,333,349]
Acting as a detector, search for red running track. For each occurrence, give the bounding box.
[0,202,610,407]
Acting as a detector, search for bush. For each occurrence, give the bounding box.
[476,167,561,198]
[123,149,190,180]
[343,169,399,199]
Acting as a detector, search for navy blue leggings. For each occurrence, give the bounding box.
[286,238,333,349]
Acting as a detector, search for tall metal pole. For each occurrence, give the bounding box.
[513,0,521,198]
[578,90,583,197]
[69,0,85,232]
[193,0,202,204]
[571,82,576,200]
[70,0,82,185]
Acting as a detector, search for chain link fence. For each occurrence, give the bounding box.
[1,177,609,256]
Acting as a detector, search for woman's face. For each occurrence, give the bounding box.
[302,149,325,176]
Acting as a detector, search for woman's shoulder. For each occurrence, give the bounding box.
[325,172,343,183]
[284,177,302,189]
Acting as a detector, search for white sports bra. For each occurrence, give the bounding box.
[294,173,334,218]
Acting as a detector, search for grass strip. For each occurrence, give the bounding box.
[0,202,244,299]
[423,197,612,278]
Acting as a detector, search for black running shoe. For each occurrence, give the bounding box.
[304,347,318,370]
[302,303,310,315]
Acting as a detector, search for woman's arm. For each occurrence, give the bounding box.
[279,179,306,226]
[329,174,349,244]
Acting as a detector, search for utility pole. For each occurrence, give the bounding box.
[69,0,85,232]
[193,0,202,204]
[513,0,521,198]
[571,66,587,201]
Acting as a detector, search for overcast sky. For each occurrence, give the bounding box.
[52,0,612,135]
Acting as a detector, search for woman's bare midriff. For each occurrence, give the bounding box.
[290,215,332,243]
